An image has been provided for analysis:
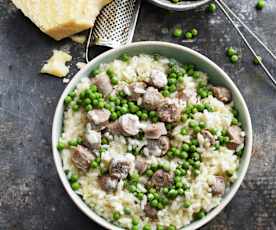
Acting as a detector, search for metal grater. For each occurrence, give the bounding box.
[86,0,141,62]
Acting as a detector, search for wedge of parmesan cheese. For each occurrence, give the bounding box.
[11,0,112,40]
[41,50,72,78]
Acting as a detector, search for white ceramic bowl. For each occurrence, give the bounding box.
[52,41,252,230]
[147,0,211,11]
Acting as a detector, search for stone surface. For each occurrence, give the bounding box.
[0,0,276,229]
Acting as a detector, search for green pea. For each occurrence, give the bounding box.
[192,169,200,177]
[173,27,183,38]
[176,182,183,188]
[83,98,91,105]
[112,211,121,221]
[226,47,237,57]
[230,54,239,64]
[107,69,115,78]
[132,226,139,230]
[98,101,105,109]
[163,187,169,194]
[69,174,79,183]
[191,28,198,37]
[162,90,170,97]
[168,189,178,198]
[169,72,177,79]
[91,160,98,169]
[189,120,197,128]
[143,224,152,230]
[183,200,191,208]
[137,192,144,200]
[150,199,158,208]
[157,224,164,230]
[123,207,131,215]
[180,127,188,135]
[57,141,65,151]
[168,78,177,85]
[141,112,148,121]
[71,182,80,191]
[111,77,118,85]
[194,126,201,133]
[190,145,197,152]
[231,117,239,125]
[146,169,154,177]
[90,68,100,77]
[181,114,188,122]
[177,188,185,195]
[179,151,188,159]
[147,193,154,201]
[181,143,189,152]
[120,53,130,62]
[90,84,98,92]
[71,103,79,112]
[169,84,177,93]
[185,32,193,40]
[129,104,139,113]
[120,106,128,114]
[193,161,201,169]
[64,96,72,105]
[182,160,190,169]
[253,55,262,65]
[132,217,140,226]
[256,0,265,10]
[193,71,201,79]
[199,121,206,129]
[68,139,78,147]
[167,224,176,230]
[194,209,206,220]
[130,173,140,183]
[207,3,217,13]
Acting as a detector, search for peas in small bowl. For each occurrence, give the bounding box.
[148,0,211,11]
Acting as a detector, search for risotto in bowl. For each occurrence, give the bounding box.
[52,42,252,230]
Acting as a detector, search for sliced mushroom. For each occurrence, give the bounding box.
[212,86,232,104]
[157,100,182,123]
[142,87,163,110]
[98,175,119,192]
[124,82,146,101]
[135,160,148,175]
[144,122,167,139]
[227,126,244,150]
[150,69,168,89]
[211,176,225,196]
[91,73,113,96]
[150,169,172,188]
[87,109,111,130]
[71,145,95,172]
[84,128,101,150]
[144,136,170,157]
[144,204,158,219]
[109,158,131,180]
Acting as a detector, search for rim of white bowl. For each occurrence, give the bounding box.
[147,0,211,11]
[52,41,253,230]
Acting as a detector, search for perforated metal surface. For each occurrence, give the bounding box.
[91,0,141,48]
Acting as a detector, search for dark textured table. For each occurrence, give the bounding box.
[0,0,276,229]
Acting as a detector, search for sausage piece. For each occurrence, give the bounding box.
[142,87,163,110]
[135,160,148,175]
[144,136,170,157]
[71,145,95,172]
[91,73,113,96]
[150,69,168,89]
[150,169,172,188]
[227,126,244,150]
[144,122,167,139]
[212,86,232,103]
[211,176,225,196]
[98,175,119,192]
[157,100,182,123]
[87,109,110,130]
[109,158,131,180]
[84,129,101,150]
[124,82,146,101]
[144,204,158,219]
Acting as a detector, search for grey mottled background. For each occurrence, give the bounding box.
[0,0,276,229]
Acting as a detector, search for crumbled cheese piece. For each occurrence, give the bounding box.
[70,35,87,44]
[11,0,113,40]
[41,50,72,78]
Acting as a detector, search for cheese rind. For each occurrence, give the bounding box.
[41,50,72,78]
[11,0,112,40]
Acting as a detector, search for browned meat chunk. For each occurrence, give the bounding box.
[211,176,225,196]
[212,86,232,103]
[109,158,131,179]
[150,169,172,188]
[91,74,113,96]
[144,204,158,219]
[135,160,148,175]
[144,122,167,139]
[158,100,182,123]
[227,126,244,150]
[144,136,170,157]
[124,82,146,101]
[87,109,110,130]
[150,69,168,89]
[98,175,119,192]
[84,128,101,150]
[142,87,163,110]
[71,145,95,172]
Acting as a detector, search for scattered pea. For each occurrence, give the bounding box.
[173,27,183,38]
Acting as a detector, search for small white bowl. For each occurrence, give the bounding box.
[52,41,252,230]
[147,0,211,11]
